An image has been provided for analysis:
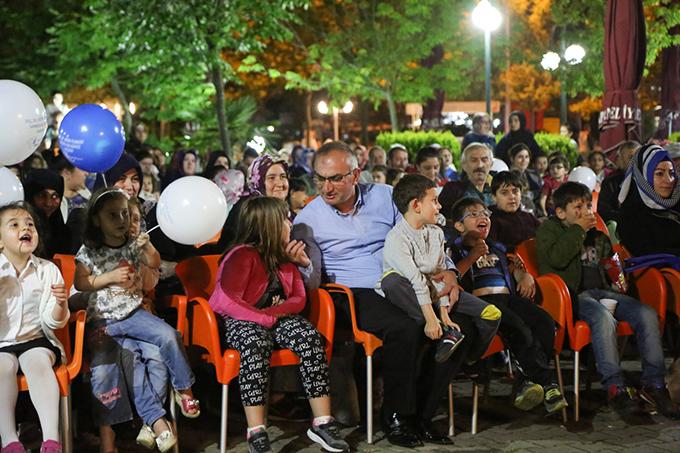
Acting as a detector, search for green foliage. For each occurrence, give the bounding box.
[375,131,462,166]
[286,0,474,131]
[669,132,680,143]
[535,133,579,166]
[183,96,279,153]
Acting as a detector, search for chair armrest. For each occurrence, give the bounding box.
[661,268,680,318]
[169,294,188,338]
[66,310,86,380]
[308,289,335,361]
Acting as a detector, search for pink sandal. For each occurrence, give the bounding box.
[1,442,25,453]
[174,391,201,418]
[40,440,62,453]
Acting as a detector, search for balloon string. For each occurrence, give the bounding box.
[146,224,161,234]
[101,173,108,188]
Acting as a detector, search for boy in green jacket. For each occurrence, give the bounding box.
[536,182,679,419]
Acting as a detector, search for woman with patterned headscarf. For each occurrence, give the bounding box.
[618,143,680,256]
[200,154,291,255]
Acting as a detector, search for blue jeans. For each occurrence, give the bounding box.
[106,309,195,392]
[120,338,169,427]
[577,289,665,388]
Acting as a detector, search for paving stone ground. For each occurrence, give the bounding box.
[55,356,680,453]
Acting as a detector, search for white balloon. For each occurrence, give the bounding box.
[0,167,25,206]
[491,158,509,173]
[0,80,48,166]
[157,176,228,245]
[568,166,597,192]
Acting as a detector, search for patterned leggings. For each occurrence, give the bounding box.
[223,315,329,407]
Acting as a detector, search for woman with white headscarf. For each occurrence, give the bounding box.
[618,143,680,256]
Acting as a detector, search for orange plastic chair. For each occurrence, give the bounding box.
[321,283,382,444]
[17,310,86,453]
[516,238,666,421]
[594,212,609,236]
[173,255,335,453]
[661,268,680,325]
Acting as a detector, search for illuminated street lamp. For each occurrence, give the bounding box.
[472,0,502,117]
[541,43,586,124]
[318,100,354,140]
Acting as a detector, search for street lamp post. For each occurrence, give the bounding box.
[318,100,354,140]
[472,0,502,118]
[541,43,585,124]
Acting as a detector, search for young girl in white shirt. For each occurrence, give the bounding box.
[0,202,69,453]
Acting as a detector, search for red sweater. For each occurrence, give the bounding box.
[208,245,306,328]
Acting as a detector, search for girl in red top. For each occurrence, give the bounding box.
[208,197,348,453]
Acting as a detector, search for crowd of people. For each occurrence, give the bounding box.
[2,116,680,453]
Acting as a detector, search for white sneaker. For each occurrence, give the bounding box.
[155,430,177,453]
[135,425,156,450]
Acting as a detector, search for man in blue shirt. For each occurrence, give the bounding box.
[294,142,485,447]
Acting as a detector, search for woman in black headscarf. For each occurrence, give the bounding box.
[23,168,72,257]
[618,143,680,256]
[495,111,543,165]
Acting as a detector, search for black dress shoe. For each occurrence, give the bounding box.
[384,413,423,448]
[416,420,453,445]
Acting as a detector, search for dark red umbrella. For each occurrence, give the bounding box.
[598,0,646,156]
[655,25,679,139]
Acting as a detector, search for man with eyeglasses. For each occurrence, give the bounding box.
[293,141,484,448]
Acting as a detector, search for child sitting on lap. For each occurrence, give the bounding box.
[449,197,567,414]
[381,174,500,364]
[0,202,69,453]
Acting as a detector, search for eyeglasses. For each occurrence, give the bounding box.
[459,208,491,221]
[312,170,353,187]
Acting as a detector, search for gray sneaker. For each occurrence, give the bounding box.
[307,421,349,452]
[543,383,568,414]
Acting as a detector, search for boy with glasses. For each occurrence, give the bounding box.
[448,197,568,414]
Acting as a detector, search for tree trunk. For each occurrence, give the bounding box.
[385,90,399,132]
[211,61,232,159]
[110,78,133,135]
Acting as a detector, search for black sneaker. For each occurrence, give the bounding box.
[307,420,349,452]
[248,428,273,453]
[434,326,465,363]
[607,385,643,417]
[640,385,680,419]
[543,383,568,414]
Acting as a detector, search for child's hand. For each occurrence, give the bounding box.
[516,272,536,299]
[136,232,150,249]
[285,240,311,268]
[424,318,443,340]
[108,266,133,288]
[470,238,489,261]
[448,284,460,307]
[575,212,597,232]
[51,284,68,306]
[440,309,460,331]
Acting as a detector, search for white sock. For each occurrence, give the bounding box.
[247,424,266,439]
[313,415,333,427]
[0,353,20,446]
[18,348,60,442]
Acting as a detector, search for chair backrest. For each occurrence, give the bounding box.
[308,288,335,360]
[52,254,76,294]
[185,297,225,375]
[594,212,609,236]
[175,255,221,299]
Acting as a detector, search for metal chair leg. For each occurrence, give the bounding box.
[169,389,179,453]
[555,354,568,423]
[471,382,479,435]
[220,384,228,453]
[448,383,455,436]
[366,355,373,444]
[506,349,514,379]
[60,394,72,453]
[574,350,580,422]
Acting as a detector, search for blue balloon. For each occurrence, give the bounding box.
[58,104,125,173]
